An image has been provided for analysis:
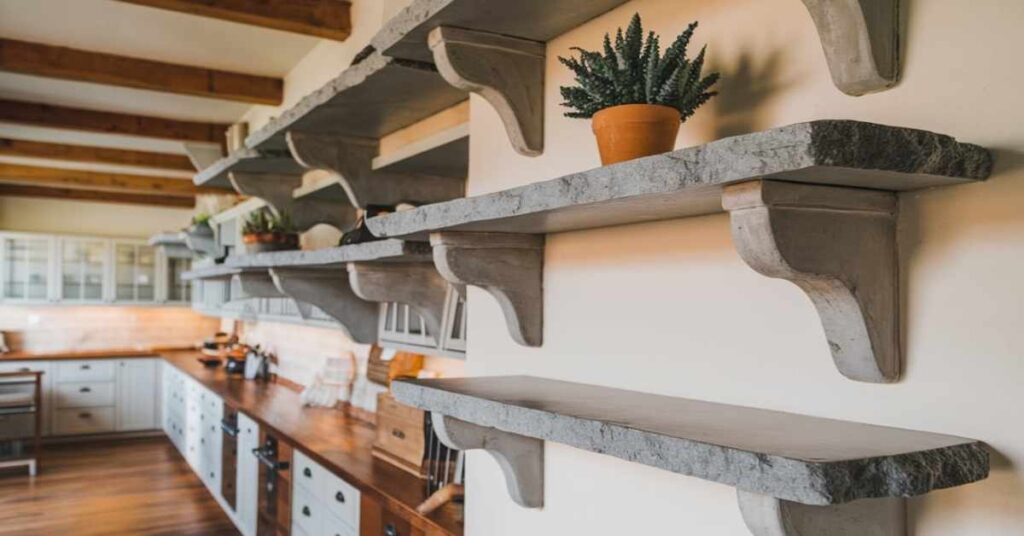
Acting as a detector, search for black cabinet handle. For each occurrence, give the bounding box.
[79,387,91,393]
[392,428,406,439]
[81,364,91,370]
[78,412,92,419]
[302,506,311,517]
[303,467,312,478]
[385,523,398,536]
[335,490,345,503]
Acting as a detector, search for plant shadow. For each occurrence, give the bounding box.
[707,47,794,139]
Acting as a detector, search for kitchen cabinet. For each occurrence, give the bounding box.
[0,233,54,303]
[256,431,293,536]
[361,497,427,536]
[292,450,361,536]
[237,412,261,536]
[0,232,191,306]
[379,285,466,359]
[116,358,159,431]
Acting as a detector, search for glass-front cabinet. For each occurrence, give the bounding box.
[113,241,156,302]
[0,234,54,302]
[59,237,107,302]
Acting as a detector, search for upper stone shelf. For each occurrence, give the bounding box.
[194,147,302,189]
[372,0,630,64]
[246,53,467,153]
[393,375,989,534]
[223,239,432,270]
[367,120,992,239]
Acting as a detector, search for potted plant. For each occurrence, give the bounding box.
[241,208,299,253]
[559,14,720,165]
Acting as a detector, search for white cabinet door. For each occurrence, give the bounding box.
[115,359,158,431]
[111,241,157,303]
[57,237,108,303]
[0,233,55,303]
[236,413,260,536]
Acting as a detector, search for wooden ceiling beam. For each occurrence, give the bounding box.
[0,138,194,171]
[118,0,352,41]
[0,162,229,196]
[0,184,195,207]
[0,99,230,143]
[0,38,283,105]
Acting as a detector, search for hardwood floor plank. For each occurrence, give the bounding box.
[0,437,238,535]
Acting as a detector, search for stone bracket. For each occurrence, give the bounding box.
[738,491,906,536]
[269,268,379,344]
[430,232,544,347]
[235,271,283,299]
[228,171,356,232]
[722,180,899,383]
[286,131,465,208]
[428,26,545,156]
[431,413,544,509]
[347,262,449,344]
[800,0,899,96]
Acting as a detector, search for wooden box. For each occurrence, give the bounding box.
[372,392,426,476]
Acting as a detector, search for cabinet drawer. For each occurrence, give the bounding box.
[56,360,115,382]
[324,509,357,536]
[54,407,115,435]
[54,381,115,408]
[322,469,361,528]
[0,413,35,440]
[293,450,326,494]
[292,484,324,536]
[0,361,50,375]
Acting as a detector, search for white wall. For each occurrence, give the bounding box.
[0,196,191,238]
[461,0,1024,535]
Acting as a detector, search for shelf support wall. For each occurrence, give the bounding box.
[722,180,899,383]
[286,131,465,208]
[431,413,544,509]
[428,26,545,156]
[347,262,450,344]
[430,232,544,347]
[737,491,906,536]
[269,268,379,344]
[799,0,900,96]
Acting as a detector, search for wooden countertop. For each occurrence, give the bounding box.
[161,350,462,536]
[0,346,194,361]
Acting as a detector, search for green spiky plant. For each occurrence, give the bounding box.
[559,14,720,121]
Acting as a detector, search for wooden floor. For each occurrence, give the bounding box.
[0,437,238,535]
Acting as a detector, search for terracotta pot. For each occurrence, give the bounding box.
[591,104,681,165]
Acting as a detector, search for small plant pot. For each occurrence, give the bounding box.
[243,232,299,253]
[591,104,681,165]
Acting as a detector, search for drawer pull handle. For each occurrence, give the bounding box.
[79,387,91,393]
[18,368,29,372]
[385,523,398,536]
[81,365,91,370]
[79,412,92,419]
[335,490,345,503]
[392,428,406,439]
[303,467,312,478]
[302,505,311,517]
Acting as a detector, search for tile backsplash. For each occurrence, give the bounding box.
[0,305,219,353]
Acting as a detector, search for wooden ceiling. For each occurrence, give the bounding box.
[0,0,352,208]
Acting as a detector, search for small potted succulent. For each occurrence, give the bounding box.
[559,14,720,165]
[241,208,299,253]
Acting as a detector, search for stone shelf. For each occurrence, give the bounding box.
[246,53,466,152]
[193,148,301,189]
[372,123,469,179]
[148,232,191,258]
[224,240,432,270]
[366,121,992,383]
[393,375,989,534]
[181,263,243,282]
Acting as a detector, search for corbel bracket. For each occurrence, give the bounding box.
[430,232,544,347]
[286,131,465,208]
[722,180,899,383]
[269,268,379,344]
[432,413,544,509]
[347,262,449,344]
[799,0,899,96]
[234,270,313,318]
[738,491,906,536]
[228,171,356,232]
[428,26,545,156]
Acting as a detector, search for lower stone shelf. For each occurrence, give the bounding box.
[392,375,989,535]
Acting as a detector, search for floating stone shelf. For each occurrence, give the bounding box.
[224,240,432,269]
[148,231,191,258]
[372,123,469,179]
[193,148,300,188]
[367,120,992,382]
[393,375,990,534]
[181,264,240,282]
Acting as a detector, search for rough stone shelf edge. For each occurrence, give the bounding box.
[393,376,990,535]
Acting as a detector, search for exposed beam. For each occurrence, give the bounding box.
[118,0,352,41]
[0,138,194,170]
[0,184,194,207]
[0,163,228,196]
[0,99,230,143]
[0,38,283,105]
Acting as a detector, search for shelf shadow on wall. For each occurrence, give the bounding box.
[707,48,794,140]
